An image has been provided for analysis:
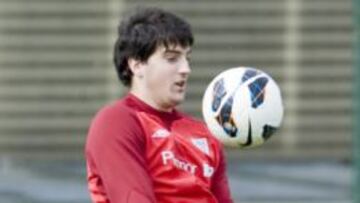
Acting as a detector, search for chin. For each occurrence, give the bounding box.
[170,94,186,107]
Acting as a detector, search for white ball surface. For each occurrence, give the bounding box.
[202,67,284,148]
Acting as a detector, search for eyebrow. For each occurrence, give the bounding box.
[164,49,192,55]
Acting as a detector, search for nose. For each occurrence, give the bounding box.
[179,58,191,75]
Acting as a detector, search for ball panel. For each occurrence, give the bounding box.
[248,77,268,109]
[262,125,278,140]
[242,68,260,83]
[215,95,238,137]
[211,78,226,112]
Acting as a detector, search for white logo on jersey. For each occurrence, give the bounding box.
[191,138,210,155]
[203,163,214,178]
[161,151,197,174]
[152,129,170,138]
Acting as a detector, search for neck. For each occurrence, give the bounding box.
[129,89,173,113]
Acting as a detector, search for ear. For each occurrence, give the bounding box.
[128,58,144,78]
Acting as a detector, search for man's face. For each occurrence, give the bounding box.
[140,44,192,111]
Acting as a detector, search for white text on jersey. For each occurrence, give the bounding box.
[161,150,215,178]
[161,151,197,174]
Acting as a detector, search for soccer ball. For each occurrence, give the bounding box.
[202,67,284,148]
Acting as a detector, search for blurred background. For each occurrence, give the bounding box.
[0,0,357,203]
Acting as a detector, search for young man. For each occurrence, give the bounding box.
[85,7,234,203]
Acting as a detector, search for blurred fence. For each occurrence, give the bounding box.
[0,0,114,158]
[353,0,360,201]
[0,0,354,160]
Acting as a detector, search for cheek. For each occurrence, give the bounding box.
[146,71,171,90]
[148,70,173,85]
[145,62,176,90]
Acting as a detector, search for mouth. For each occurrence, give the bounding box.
[175,81,185,86]
[174,81,186,91]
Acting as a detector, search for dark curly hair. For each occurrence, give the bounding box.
[113,7,194,86]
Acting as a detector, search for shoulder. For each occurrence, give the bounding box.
[87,99,144,147]
[90,99,141,130]
[93,99,132,121]
[178,112,213,134]
[176,111,223,148]
[176,111,204,126]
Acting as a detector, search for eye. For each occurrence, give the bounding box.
[166,55,180,63]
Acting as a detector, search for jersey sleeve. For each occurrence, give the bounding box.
[211,146,234,203]
[85,105,156,203]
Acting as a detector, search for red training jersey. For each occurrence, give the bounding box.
[85,94,233,203]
